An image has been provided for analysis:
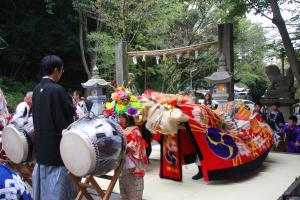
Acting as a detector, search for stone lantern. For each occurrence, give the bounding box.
[205,54,232,105]
[81,65,109,115]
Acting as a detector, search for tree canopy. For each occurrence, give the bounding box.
[2,0,295,109]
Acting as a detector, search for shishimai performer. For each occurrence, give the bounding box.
[32,55,77,200]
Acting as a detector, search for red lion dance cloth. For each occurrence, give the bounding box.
[143,91,273,182]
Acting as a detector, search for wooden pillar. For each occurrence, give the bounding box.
[218,23,234,101]
[115,41,128,86]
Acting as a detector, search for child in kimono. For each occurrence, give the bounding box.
[267,102,285,133]
[118,114,148,200]
[267,102,285,149]
[282,115,300,153]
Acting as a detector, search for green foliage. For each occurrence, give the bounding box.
[0,77,35,112]
[87,32,115,80]
[44,0,56,14]
[234,18,268,92]
[296,84,300,99]
[0,0,85,90]
[247,77,268,102]
[126,0,222,92]
[72,0,94,14]
[0,0,271,98]
[66,0,270,94]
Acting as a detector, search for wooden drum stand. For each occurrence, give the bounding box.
[69,159,125,200]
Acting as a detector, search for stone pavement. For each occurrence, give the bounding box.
[90,145,300,200]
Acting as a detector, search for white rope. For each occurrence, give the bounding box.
[176,53,181,64]
[128,41,218,57]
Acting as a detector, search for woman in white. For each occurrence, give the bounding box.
[72,90,87,119]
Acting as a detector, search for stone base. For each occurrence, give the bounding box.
[216,99,228,109]
[87,95,106,115]
[212,93,229,100]
[212,93,229,109]
[260,98,298,121]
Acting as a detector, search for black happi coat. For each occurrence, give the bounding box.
[32,78,75,166]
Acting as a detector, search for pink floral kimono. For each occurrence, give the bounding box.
[119,126,148,200]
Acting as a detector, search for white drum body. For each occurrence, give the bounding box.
[60,116,125,177]
[2,117,35,163]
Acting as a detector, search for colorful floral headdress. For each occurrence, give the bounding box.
[105,86,144,117]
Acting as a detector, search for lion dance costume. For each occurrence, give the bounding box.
[144,91,273,182]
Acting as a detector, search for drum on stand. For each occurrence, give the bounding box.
[2,117,35,164]
[60,115,126,177]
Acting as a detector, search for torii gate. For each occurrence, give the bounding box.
[115,23,234,101]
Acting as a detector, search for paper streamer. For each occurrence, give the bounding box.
[132,56,137,65]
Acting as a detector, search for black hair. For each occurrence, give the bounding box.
[271,101,280,108]
[289,115,298,123]
[121,114,136,127]
[255,101,262,107]
[40,55,63,76]
[74,89,82,98]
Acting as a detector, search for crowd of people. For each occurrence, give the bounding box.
[253,101,300,153]
[0,54,299,200]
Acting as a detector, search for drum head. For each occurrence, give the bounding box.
[2,125,28,163]
[60,130,96,177]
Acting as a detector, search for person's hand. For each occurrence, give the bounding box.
[296,141,300,147]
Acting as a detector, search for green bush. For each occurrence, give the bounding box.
[0,76,36,112]
[240,72,269,102]
[248,78,268,102]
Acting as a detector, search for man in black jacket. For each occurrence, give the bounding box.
[32,55,77,200]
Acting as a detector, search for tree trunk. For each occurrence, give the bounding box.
[270,0,300,83]
[79,13,91,78]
